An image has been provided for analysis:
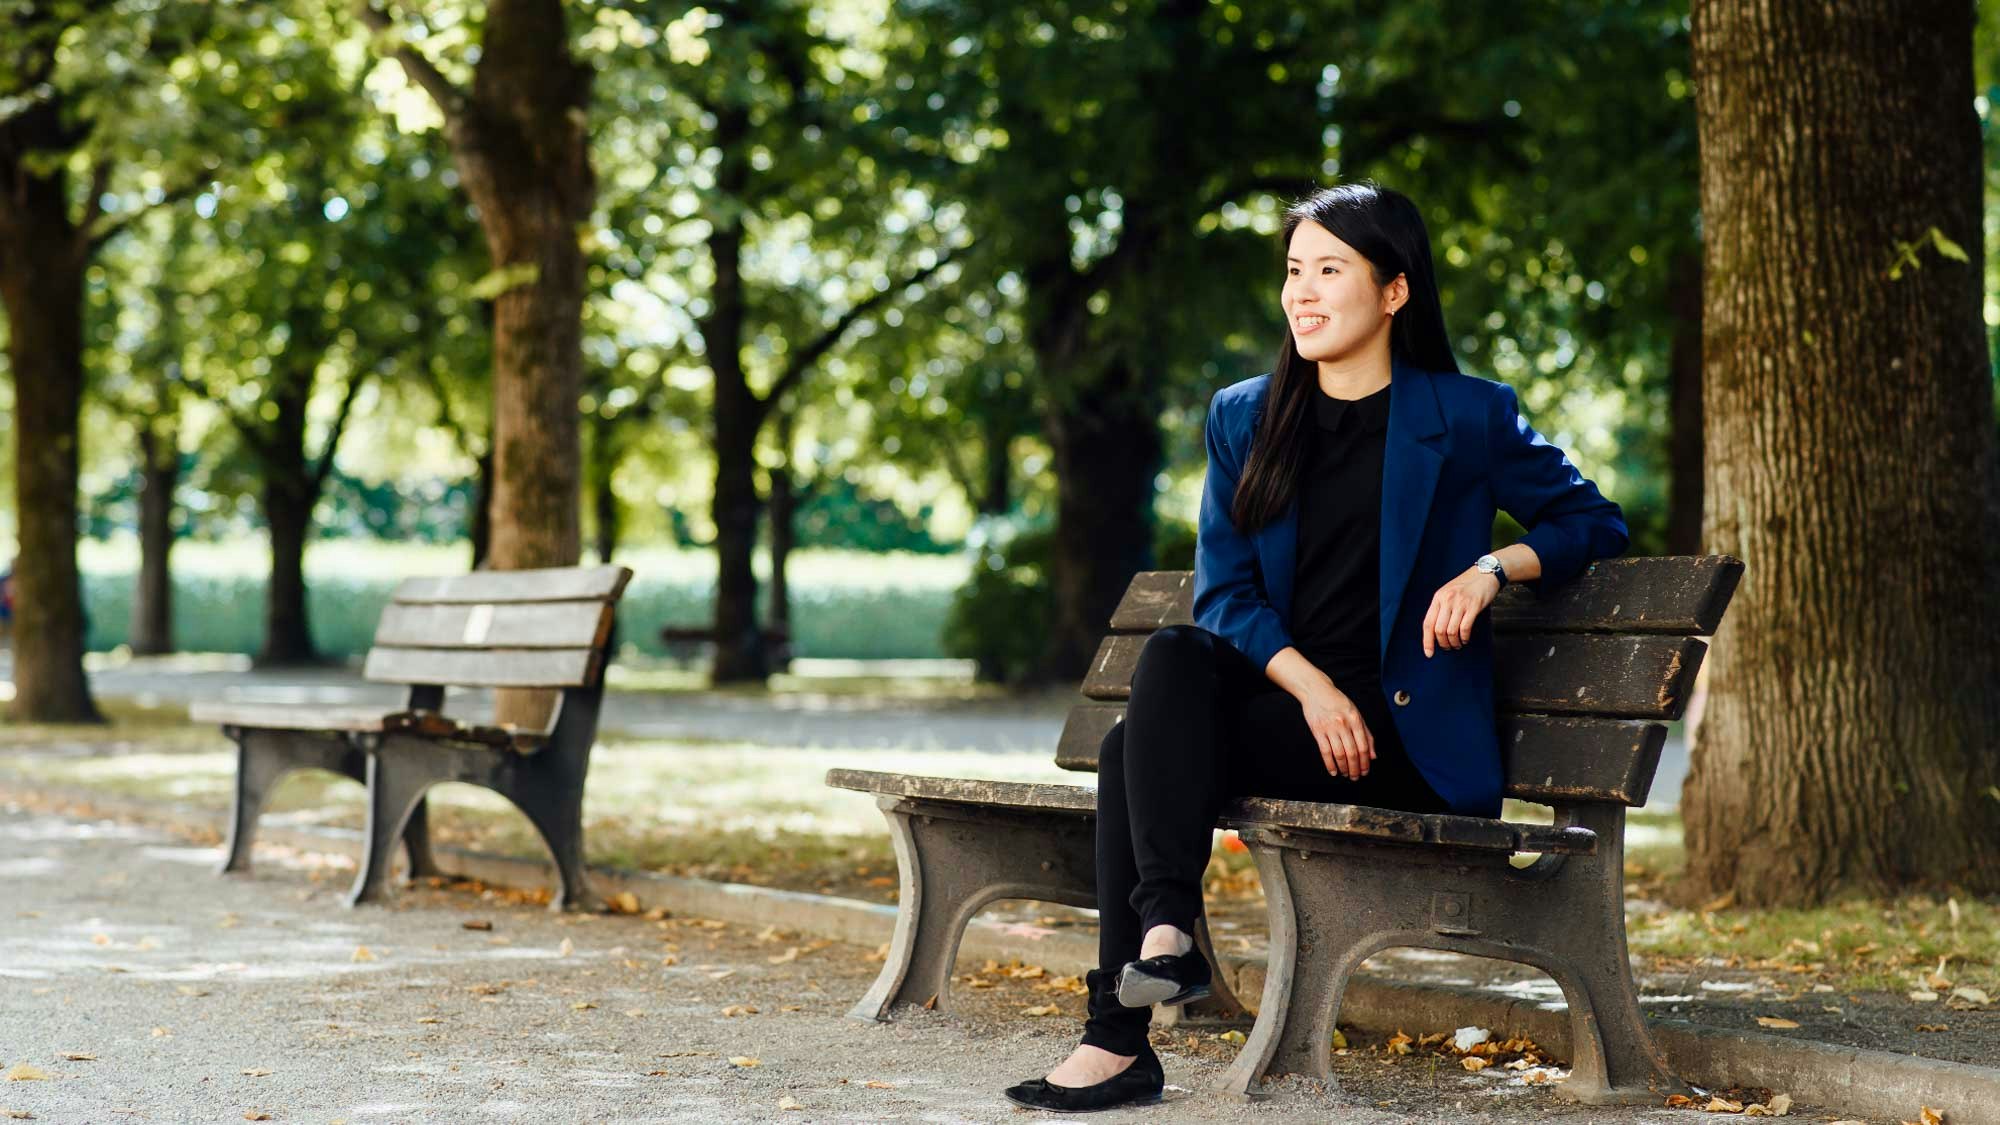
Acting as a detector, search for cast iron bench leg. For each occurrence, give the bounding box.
[508,747,597,913]
[218,731,362,876]
[346,749,434,907]
[848,797,1097,1022]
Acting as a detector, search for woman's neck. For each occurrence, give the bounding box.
[1315,357,1392,401]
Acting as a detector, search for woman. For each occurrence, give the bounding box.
[1002,181,1630,1112]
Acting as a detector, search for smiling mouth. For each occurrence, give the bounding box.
[1296,315,1328,332]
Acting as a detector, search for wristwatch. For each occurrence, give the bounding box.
[1474,553,1508,590]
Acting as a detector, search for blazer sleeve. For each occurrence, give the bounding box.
[1191,397,1294,671]
[1487,380,1631,595]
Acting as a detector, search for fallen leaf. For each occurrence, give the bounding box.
[150,1028,170,1038]
[2,1066,52,1082]
[1385,1030,1413,1056]
[1754,1016,1800,1029]
[1216,1029,1247,1045]
[571,1001,597,1011]
[1908,990,1940,1002]
[727,1056,760,1068]
[865,1080,896,1089]
[625,1009,644,1018]
[244,1114,272,1122]
[1915,1023,1948,1032]
[1461,1057,1489,1072]
[57,1053,94,1062]
[1707,1097,1744,1113]
[461,920,493,932]
[1,1109,32,1119]
[1330,1029,1348,1049]
[705,969,736,981]
[91,934,111,946]
[1665,1094,1697,1108]
[777,1096,804,1111]
[351,945,376,963]
[1744,1093,1793,1116]
[558,938,574,957]
[1020,1004,1061,1017]
[767,947,800,965]
[609,892,641,915]
[417,1017,443,1025]
[175,986,208,997]
[240,1069,271,1078]
[1948,987,1990,1006]
[721,1004,759,1017]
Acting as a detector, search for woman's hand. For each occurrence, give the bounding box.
[1422,566,1502,656]
[1298,678,1375,781]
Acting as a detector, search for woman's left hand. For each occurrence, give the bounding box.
[1422,567,1501,656]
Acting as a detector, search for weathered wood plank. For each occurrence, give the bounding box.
[1220,797,1427,842]
[389,564,633,606]
[362,646,602,688]
[189,702,393,732]
[373,600,614,650]
[824,769,1096,813]
[1080,632,1705,719]
[1098,556,1743,637]
[1057,700,1667,805]
[1108,571,1197,631]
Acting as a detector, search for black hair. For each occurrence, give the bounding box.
[1230,180,1458,533]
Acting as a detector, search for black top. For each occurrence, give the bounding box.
[1288,378,1392,689]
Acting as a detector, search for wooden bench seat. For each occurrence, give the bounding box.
[826,768,1599,856]
[827,553,1743,1107]
[202,564,632,909]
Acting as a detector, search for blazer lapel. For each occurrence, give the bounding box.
[1378,357,1447,662]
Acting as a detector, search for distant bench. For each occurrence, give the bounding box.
[194,564,634,910]
[656,623,791,666]
[828,555,1743,1106]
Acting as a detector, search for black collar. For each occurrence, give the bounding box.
[1313,379,1392,433]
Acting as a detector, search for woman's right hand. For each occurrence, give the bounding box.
[1298,677,1376,781]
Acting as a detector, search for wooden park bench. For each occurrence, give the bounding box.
[193,564,634,911]
[827,554,1742,1105]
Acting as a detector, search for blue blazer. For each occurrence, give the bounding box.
[1191,354,1630,818]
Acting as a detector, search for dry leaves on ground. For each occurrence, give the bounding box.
[2,1065,52,1082]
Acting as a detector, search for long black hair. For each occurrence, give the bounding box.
[1230,181,1459,534]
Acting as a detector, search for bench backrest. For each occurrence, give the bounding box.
[1054,555,1743,807]
[362,564,635,690]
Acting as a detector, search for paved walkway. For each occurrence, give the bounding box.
[4,801,1729,1124]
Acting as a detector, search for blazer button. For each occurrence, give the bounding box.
[1393,689,1411,706]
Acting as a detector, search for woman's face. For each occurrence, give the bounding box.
[1282,220,1405,364]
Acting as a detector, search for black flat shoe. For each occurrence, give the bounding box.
[1115,948,1212,1008]
[1001,1043,1165,1113]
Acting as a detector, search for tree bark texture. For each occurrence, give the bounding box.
[1041,355,1162,680]
[129,424,179,656]
[0,86,102,722]
[1683,0,2000,905]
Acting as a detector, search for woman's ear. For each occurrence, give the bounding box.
[1384,273,1409,316]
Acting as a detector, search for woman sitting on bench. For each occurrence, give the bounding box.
[1004,180,1630,1113]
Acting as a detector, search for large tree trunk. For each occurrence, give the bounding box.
[0,251,101,722]
[0,84,101,722]
[767,422,798,676]
[468,450,495,570]
[1665,249,1705,557]
[129,423,179,656]
[980,412,1013,516]
[380,0,594,724]
[1041,356,1162,680]
[1681,0,2000,906]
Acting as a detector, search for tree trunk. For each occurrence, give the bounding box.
[702,99,770,685]
[250,368,321,667]
[0,249,101,722]
[768,466,796,676]
[1041,356,1162,680]
[129,424,179,656]
[0,82,100,723]
[1681,0,2000,905]
[1665,249,1705,557]
[586,413,621,565]
[980,412,1013,516]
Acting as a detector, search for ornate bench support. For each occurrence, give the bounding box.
[1218,803,1688,1106]
[848,796,1099,1021]
[346,689,602,912]
[217,727,441,881]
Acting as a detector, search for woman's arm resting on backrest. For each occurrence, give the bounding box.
[1486,380,1631,595]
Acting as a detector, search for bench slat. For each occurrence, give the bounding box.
[189,702,393,732]
[373,601,615,650]
[1080,632,1705,720]
[389,565,633,606]
[1055,702,1667,806]
[1107,556,1742,636]
[826,770,1596,855]
[362,646,602,689]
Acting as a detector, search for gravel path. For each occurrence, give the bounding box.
[1,802,1771,1124]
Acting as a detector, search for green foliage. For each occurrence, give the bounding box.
[941,521,1056,685]
[792,475,954,554]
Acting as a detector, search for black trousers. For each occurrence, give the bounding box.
[1078,623,1451,1055]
